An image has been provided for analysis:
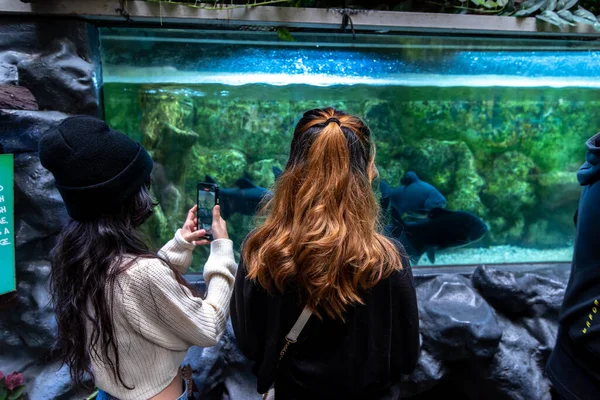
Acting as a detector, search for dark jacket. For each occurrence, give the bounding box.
[546,132,600,400]
[230,240,420,400]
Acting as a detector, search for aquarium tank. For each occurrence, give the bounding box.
[99,27,600,271]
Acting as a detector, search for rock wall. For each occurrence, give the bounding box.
[0,17,101,400]
[187,265,570,400]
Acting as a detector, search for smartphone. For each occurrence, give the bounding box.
[197,182,219,240]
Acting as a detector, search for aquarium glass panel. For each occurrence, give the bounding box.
[100,28,600,271]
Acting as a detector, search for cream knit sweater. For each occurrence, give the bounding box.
[88,229,237,400]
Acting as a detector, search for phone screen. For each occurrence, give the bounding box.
[197,187,215,236]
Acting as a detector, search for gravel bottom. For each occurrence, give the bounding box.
[414,245,574,266]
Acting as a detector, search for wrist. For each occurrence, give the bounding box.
[175,229,196,250]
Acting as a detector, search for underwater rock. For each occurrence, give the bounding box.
[472,266,566,319]
[523,219,575,248]
[0,109,67,153]
[17,39,98,115]
[535,171,581,211]
[481,151,536,243]
[141,204,173,251]
[140,91,196,145]
[486,216,526,245]
[144,122,199,186]
[522,171,580,247]
[193,100,300,163]
[399,139,486,217]
[376,159,405,189]
[187,147,248,191]
[247,159,283,189]
[142,122,200,236]
[363,100,402,161]
[161,184,183,221]
[466,316,552,400]
[417,275,502,361]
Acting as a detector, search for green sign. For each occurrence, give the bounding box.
[0,154,15,296]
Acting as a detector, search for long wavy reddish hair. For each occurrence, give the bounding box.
[243,108,405,320]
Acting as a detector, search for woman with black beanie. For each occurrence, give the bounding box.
[38,116,237,400]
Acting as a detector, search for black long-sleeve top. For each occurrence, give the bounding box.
[230,241,420,399]
[546,132,600,400]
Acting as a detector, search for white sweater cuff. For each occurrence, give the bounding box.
[203,239,237,283]
[174,229,196,250]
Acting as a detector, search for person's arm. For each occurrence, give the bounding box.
[122,240,237,348]
[158,229,196,274]
[158,205,217,274]
[391,265,421,374]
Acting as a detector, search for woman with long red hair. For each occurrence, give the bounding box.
[231,108,420,399]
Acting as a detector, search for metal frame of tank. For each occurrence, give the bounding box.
[1,0,600,37]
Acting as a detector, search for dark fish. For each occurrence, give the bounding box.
[273,166,283,180]
[380,171,447,217]
[386,206,488,264]
[205,175,271,219]
[380,180,392,215]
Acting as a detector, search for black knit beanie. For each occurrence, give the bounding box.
[38,115,153,221]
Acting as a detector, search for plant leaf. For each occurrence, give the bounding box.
[557,9,577,24]
[514,0,547,16]
[7,386,24,400]
[0,387,7,400]
[572,15,595,24]
[544,0,557,11]
[558,0,578,10]
[497,0,508,6]
[574,6,596,22]
[536,10,564,27]
[483,0,497,8]
[276,27,294,41]
[520,0,542,7]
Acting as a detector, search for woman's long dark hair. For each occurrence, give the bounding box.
[49,181,191,388]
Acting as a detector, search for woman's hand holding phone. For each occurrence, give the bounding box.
[181,205,228,246]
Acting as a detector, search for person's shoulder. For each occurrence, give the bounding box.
[119,256,172,287]
[383,236,410,270]
[386,236,407,255]
[382,237,414,289]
